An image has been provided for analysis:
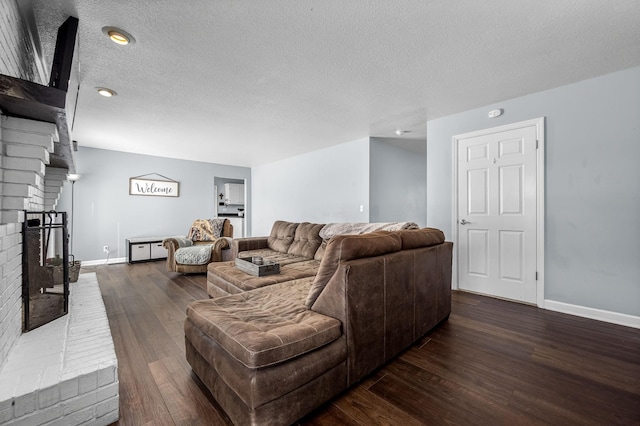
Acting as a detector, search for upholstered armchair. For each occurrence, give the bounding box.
[163,219,233,273]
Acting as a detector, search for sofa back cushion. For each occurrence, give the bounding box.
[314,240,327,261]
[305,231,402,307]
[267,221,299,253]
[287,222,325,259]
[398,227,445,249]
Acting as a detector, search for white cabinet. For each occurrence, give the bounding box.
[127,237,168,263]
[130,243,150,262]
[224,183,244,205]
[150,241,167,259]
[227,217,244,238]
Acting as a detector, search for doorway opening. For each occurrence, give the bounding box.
[214,177,247,238]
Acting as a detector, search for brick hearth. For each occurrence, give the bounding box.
[0,273,118,425]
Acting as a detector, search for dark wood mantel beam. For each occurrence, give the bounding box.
[0,73,75,172]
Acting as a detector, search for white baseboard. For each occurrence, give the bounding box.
[82,257,127,266]
[544,299,640,329]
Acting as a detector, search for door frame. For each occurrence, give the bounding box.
[451,117,546,307]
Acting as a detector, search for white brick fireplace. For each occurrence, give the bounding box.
[0,114,119,425]
[0,115,55,368]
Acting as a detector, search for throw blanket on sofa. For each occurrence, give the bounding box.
[187,219,226,241]
[175,245,213,265]
[319,221,419,240]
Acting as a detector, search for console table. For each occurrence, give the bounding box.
[126,237,168,263]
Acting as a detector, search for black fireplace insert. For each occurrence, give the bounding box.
[22,211,70,331]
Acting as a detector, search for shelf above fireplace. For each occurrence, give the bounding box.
[0,74,76,172]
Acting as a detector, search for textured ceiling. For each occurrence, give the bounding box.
[31,0,640,167]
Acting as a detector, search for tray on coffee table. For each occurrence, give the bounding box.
[235,257,280,276]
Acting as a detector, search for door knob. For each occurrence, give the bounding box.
[459,219,470,225]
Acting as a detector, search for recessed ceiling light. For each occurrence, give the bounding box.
[96,87,117,97]
[102,26,135,45]
[108,31,129,45]
[395,129,410,136]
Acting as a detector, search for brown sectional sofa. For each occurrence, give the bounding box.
[185,221,453,425]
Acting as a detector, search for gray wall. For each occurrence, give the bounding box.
[56,147,251,262]
[370,138,426,227]
[251,138,370,236]
[426,66,640,316]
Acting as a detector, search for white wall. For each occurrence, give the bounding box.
[56,147,251,262]
[426,67,640,317]
[369,138,426,226]
[251,138,370,236]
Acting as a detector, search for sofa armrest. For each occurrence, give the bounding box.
[220,237,234,262]
[164,237,193,249]
[231,237,269,259]
[209,238,231,262]
[163,237,193,272]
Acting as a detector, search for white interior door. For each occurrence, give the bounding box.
[456,122,539,304]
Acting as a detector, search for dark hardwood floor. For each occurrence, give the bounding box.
[91,261,640,426]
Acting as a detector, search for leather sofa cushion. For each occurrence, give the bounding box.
[186,279,342,369]
[398,227,445,249]
[287,222,325,259]
[305,231,402,307]
[267,221,299,253]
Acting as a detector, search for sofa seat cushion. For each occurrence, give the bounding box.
[237,249,309,266]
[186,279,342,369]
[208,260,320,293]
[175,245,212,265]
[252,277,316,305]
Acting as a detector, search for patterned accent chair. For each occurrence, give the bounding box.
[163,219,233,274]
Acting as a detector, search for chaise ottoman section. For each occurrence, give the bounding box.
[185,279,347,421]
[184,332,346,425]
[187,298,341,370]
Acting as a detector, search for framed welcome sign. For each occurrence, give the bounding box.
[129,175,179,197]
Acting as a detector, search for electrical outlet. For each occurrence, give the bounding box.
[103,245,109,253]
